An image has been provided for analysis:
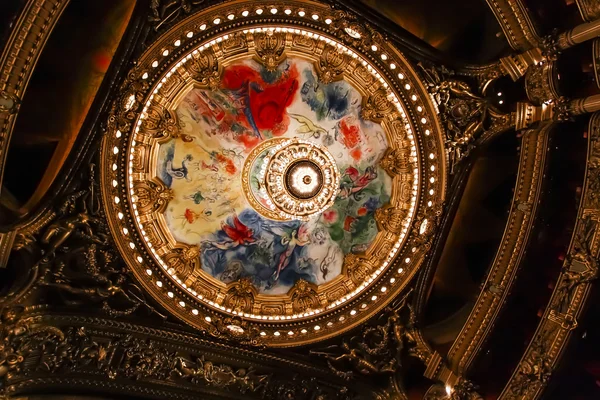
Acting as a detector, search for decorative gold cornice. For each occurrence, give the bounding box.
[485,0,542,52]
[0,0,71,193]
[447,125,550,374]
[576,0,600,22]
[498,113,600,400]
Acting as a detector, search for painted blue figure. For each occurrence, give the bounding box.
[166,154,193,182]
[226,81,263,139]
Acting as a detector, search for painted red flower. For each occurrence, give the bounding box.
[339,116,361,149]
[238,133,260,149]
[349,147,362,162]
[343,216,357,232]
[184,208,196,223]
[224,160,237,175]
[323,210,338,223]
[357,207,368,217]
[249,67,299,131]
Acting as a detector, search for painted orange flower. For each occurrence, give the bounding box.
[184,208,196,223]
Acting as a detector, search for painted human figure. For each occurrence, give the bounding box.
[273,228,310,281]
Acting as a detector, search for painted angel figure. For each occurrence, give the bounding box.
[264,224,311,281]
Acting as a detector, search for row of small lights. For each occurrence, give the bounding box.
[109,10,439,338]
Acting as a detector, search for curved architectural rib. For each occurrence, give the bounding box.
[499,114,600,400]
[0,0,71,192]
[485,0,542,51]
[447,126,550,373]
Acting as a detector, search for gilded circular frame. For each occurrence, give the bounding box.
[101,0,447,347]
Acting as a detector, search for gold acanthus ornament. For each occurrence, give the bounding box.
[375,206,408,235]
[379,147,412,177]
[133,178,173,215]
[163,244,201,278]
[290,279,321,314]
[222,278,257,313]
[251,31,287,72]
[344,253,375,286]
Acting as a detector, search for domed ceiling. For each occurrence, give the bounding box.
[101,0,446,346]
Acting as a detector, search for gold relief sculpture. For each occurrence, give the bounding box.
[524,61,559,106]
[290,279,320,314]
[291,34,318,53]
[190,281,218,302]
[398,175,414,204]
[260,304,285,316]
[208,315,262,346]
[141,105,180,141]
[223,278,257,313]
[163,244,200,277]
[317,46,349,84]
[158,72,183,99]
[344,253,375,285]
[220,33,248,58]
[361,89,395,122]
[251,31,287,72]
[375,206,407,235]
[131,144,147,172]
[353,64,379,89]
[133,178,173,214]
[186,50,221,90]
[328,10,370,48]
[310,294,425,379]
[379,147,412,177]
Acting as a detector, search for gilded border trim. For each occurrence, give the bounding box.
[447,126,550,373]
[0,0,70,191]
[485,0,542,51]
[499,114,600,400]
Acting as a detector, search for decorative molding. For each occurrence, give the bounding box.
[419,63,515,173]
[498,113,600,399]
[485,0,542,51]
[0,310,356,400]
[593,39,600,91]
[575,0,600,22]
[447,126,551,374]
[525,61,560,106]
[0,0,71,194]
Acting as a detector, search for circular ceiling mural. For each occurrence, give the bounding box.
[102,0,446,346]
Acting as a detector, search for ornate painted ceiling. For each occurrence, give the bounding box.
[1,0,599,399]
[102,1,446,346]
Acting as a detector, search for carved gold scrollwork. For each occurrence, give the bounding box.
[133,178,173,214]
[141,105,180,141]
[186,50,221,89]
[291,34,317,53]
[375,206,407,235]
[251,31,287,72]
[344,253,375,285]
[163,244,200,278]
[222,278,256,313]
[329,11,369,48]
[576,0,600,21]
[525,61,559,106]
[221,33,248,57]
[290,279,320,314]
[379,147,411,177]
[361,90,394,123]
[317,46,349,84]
